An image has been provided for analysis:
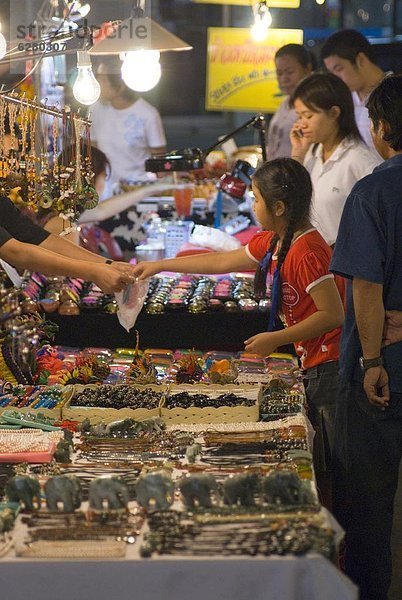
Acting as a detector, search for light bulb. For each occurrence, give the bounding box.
[315,0,326,4]
[0,22,7,60]
[73,50,100,106]
[121,50,161,93]
[250,2,272,42]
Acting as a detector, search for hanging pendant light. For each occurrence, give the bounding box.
[0,22,7,60]
[250,1,272,43]
[89,2,192,93]
[72,50,101,105]
[120,49,161,92]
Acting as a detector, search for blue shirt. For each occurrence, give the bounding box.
[330,154,402,392]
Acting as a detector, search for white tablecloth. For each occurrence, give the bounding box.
[0,554,357,600]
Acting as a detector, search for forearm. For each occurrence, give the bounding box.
[1,239,98,280]
[270,310,343,348]
[353,278,384,358]
[149,248,255,275]
[40,234,106,264]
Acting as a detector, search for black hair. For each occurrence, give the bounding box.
[253,158,312,301]
[89,145,111,180]
[96,56,139,102]
[275,43,317,71]
[289,72,362,141]
[58,143,111,180]
[321,29,377,65]
[366,74,402,151]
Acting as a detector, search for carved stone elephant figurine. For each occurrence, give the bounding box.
[135,471,174,512]
[223,473,260,507]
[5,475,41,511]
[44,475,82,512]
[53,439,72,463]
[262,470,305,506]
[178,473,218,509]
[185,443,202,464]
[88,477,129,511]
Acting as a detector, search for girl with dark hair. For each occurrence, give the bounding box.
[133,157,345,473]
[266,44,315,160]
[289,72,381,246]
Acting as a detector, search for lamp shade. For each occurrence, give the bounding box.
[89,17,192,55]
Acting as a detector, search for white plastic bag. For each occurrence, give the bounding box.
[189,225,241,252]
[115,279,149,332]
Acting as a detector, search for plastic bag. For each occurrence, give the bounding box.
[115,279,149,332]
[189,225,241,252]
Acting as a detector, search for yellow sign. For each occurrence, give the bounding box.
[206,27,303,112]
[194,1,300,8]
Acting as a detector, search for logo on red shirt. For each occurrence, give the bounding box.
[281,282,299,307]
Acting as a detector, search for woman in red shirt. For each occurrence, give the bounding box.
[134,158,345,471]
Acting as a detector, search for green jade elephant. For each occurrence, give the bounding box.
[5,475,41,511]
[88,476,129,511]
[135,471,175,512]
[44,475,82,512]
[223,473,260,507]
[178,473,218,509]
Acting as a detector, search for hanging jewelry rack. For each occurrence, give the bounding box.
[0,90,98,223]
[0,91,91,126]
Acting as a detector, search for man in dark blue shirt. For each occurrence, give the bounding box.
[331,75,402,600]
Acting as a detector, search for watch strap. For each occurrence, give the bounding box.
[360,356,383,371]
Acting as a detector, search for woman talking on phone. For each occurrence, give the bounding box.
[289,72,381,246]
[266,44,315,160]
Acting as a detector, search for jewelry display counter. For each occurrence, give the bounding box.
[0,420,358,599]
[0,413,357,600]
[0,277,355,600]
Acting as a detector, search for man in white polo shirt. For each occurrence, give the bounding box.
[321,29,387,154]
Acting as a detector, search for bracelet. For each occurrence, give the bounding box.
[105,259,113,265]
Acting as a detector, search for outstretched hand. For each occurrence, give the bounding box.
[111,261,137,277]
[244,332,278,357]
[132,261,161,280]
[91,263,135,294]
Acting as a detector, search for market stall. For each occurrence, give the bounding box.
[0,19,357,598]
[0,323,357,600]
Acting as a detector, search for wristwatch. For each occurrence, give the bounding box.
[359,356,383,371]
